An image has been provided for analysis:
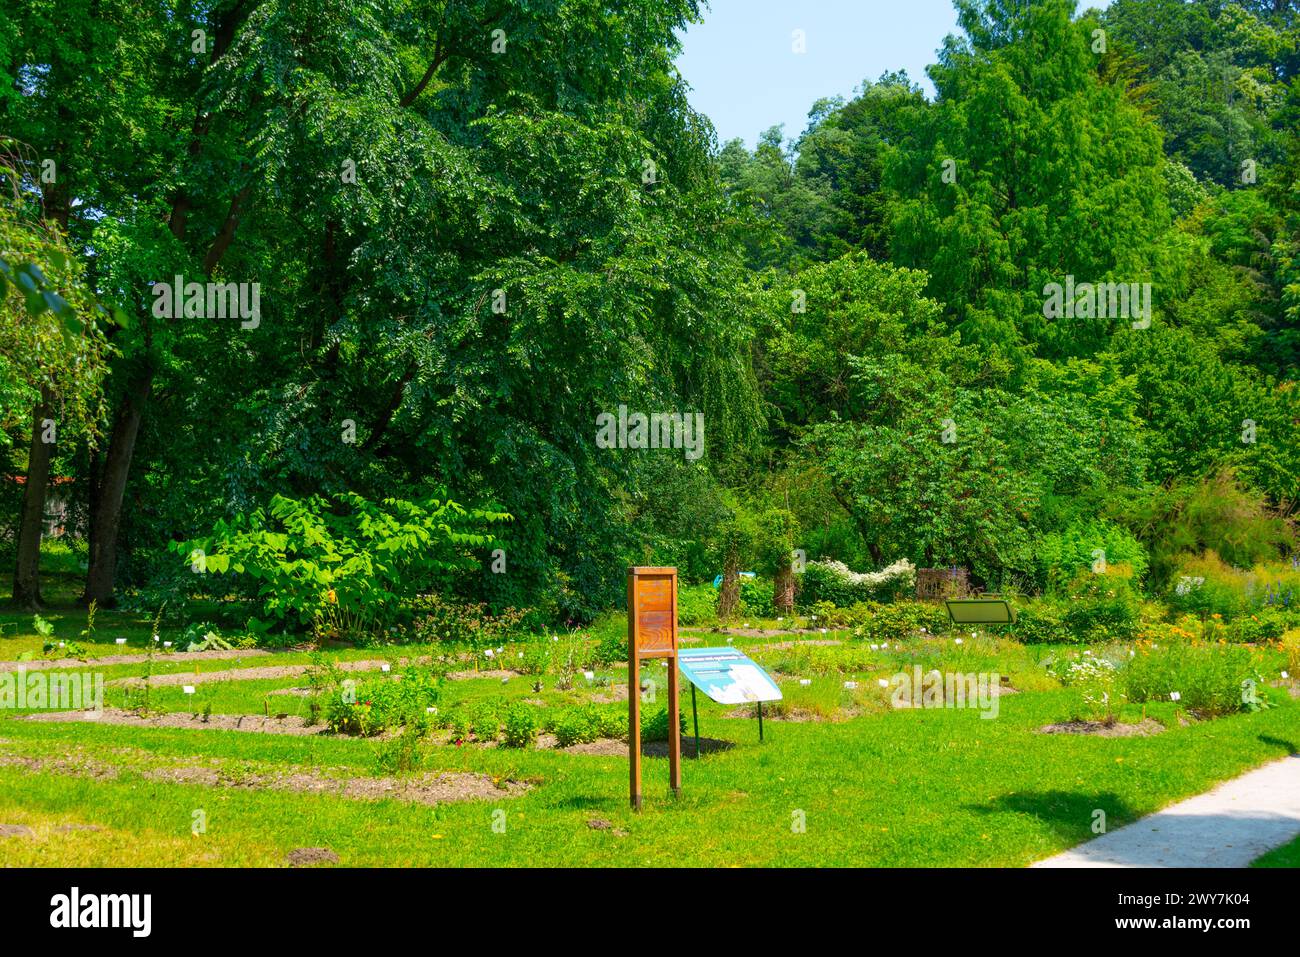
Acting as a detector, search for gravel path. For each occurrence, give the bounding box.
[1032,754,1300,868]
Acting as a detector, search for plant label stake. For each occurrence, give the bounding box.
[627,567,680,810]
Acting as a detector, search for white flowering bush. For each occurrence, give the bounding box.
[1053,652,1125,723]
[801,558,916,606]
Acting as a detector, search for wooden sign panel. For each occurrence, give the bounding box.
[630,568,677,657]
[627,567,681,810]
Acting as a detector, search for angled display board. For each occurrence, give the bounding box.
[678,647,782,705]
[944,598,1016,625]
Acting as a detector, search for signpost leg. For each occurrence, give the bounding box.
[691,683,700,758]
[667,655,682,796]
[629,653,642,812]
[758,700,764,742]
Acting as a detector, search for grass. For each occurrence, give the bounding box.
[1252,833,1300,868]
[3,550,1297,867]
[3,631,1299,866]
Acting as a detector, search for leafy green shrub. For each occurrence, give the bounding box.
[175,492,510,640]
[551,704,626,746]
[552,706,602,747]
[181,621,234,652]
[502,703,539,748]
[641,706,686,742]
[590,614,628,665]
[1062,570,1141,641]
[374,725,428,774]
[677,584,717,626]
[517,640,556,675]
[1008,601,1072,643]
[325,668,441,736]
[1036,519,1148,591]
[1124,641,1258,719]
[1227,607,1300,644]
[853,601,950,643]
[470,701,501,742]
[738,577,775,619]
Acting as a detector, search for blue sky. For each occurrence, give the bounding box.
[676,0,1112,149]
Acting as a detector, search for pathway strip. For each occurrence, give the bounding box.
[0,648,273,673]
[1032,755,1300,868]
[109,659,390,687]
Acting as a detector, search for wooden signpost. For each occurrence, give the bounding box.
[627,566,681,811]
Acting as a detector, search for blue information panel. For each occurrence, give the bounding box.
[678,647,782,705]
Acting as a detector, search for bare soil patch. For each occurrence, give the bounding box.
[1038,718,1165,738]
[589,683,629,703]
[0,824,35,839]
[286,847,339,867]
[445,668,521,681]
[724,704,842,722]
[0,648,273,673]
[26,707,326,736]
[110,659,389,688]
[0,746,529,807]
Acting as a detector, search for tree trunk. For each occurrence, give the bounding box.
[717,544,741,622]
[83,369,152,607]
[774,561,795,616]
[12,388,55,609]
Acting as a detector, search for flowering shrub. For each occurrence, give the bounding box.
[1166,552,1300,622]
[1226,607,1300,644]
[1052,651,1125,722]
[800,558,916,607]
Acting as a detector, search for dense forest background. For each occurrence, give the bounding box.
[1,0,1297,628]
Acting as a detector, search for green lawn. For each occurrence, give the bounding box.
[1253,833,1300,867]
[3,612,1299,866]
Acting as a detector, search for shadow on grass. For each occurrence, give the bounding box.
[966,790,1141,842]
[1258,734,1299,755]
